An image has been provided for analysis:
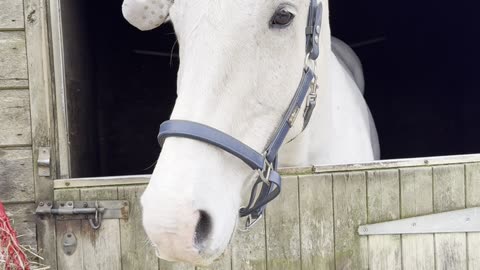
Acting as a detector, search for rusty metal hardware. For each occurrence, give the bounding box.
[36,200,129,230]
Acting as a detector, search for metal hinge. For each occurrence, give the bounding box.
[36,200,130,230]
[37,147,51,177]
[359,207,480,235]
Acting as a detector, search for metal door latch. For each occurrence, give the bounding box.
[36,200,129,230]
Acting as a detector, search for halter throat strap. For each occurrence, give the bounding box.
[157,0,322,229]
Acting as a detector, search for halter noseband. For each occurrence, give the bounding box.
[157,0,323,229]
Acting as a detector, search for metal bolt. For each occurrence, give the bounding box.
[67,202,73,206]
[363,227,368,233]
[314,35,319,44]
[123,201,128,206]
[65,182,71,187]
[315,25,320,34]
[60,203,65,207]
[67,233,72,238]
[47,202,52,206]
[39,202,44,206]
[83,202,88,207]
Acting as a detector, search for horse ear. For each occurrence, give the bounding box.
[122,0,173,31]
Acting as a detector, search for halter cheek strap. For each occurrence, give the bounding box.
[157,0,322,229]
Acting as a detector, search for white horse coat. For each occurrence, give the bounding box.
[122,0,379,265]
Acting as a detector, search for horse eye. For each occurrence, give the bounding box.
[271,9,295,27]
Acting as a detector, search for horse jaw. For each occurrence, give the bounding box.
[140,0,333,265]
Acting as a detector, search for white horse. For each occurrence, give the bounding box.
[122,0,379,265]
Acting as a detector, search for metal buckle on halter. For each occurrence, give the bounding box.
[257,155,274,184]
[243,213,263,230]
[303,79,318,129]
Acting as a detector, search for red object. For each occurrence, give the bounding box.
[0,201,30,270]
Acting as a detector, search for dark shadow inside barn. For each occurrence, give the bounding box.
[58,1,480,177]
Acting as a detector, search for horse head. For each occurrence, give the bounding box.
[122,0,332,265]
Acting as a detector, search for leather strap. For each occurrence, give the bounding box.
[156,0,323,226]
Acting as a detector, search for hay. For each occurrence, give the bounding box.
[0,202,50,270]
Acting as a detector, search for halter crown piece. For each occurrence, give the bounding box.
[157,0,323,229]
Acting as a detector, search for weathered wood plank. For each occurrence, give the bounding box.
[231,219,266,270]
[161,261,195,270]
[299,174,334,270]
[118,186,159,270]
[80,187,121,270]
[367,170,401,270]
[54,189,82,270]
[4,203,36,249]
[0,90,31,146]
[197,246,231,270]
[0,149,34,203]
[466,163,480,269]
[0,0,24,29]
[266,176,301,270]
[400,167,435,270]
[433,165,467,270]
[0,79,28,89]
[24,0,57,266]
[333,172,368,270]
[0,31,27,80]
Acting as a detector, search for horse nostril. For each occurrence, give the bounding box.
[194,210,212,249]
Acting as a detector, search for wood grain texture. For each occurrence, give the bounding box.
[433,165,467,270]
[367,170,401,270]
[299,174,334,270]
[80,187,121,270]
[0,149,34,203]
[24,0,57,266]
[0,0,24,29]
[54,189,82,270]
[196,246,231,270]
[0,31,27,80]
[231,219,266,270]
[118,186,159,270]
[0,79,28,89]
[161,261,195,270]
[333,172,368,270]
[265,176,301,270]
[0,90,31,146]
[466,163,480,269]
[400,167,435,270]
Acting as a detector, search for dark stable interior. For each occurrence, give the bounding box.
[62,1,480,177]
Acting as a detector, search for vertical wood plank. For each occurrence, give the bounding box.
[466,163,480,269]
[24,0,57,267]
[333,172,368,270]
[433,165,467,270]
[367,169,401,270]
[80,187,121,270]
[400,167,435,269]
[266,176,301,270]
[231,219,266,270]
[118,185,159,270]
[161,260,195,270]
[54,189,82,270]
[299,174,334,270]
[196,246,231,270]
